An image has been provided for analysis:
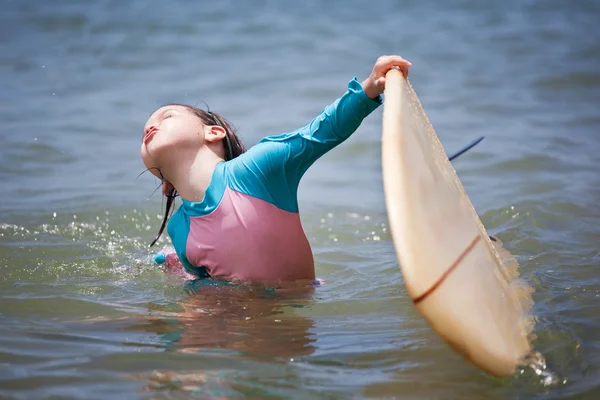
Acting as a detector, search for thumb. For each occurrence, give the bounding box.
[376,77,386,92]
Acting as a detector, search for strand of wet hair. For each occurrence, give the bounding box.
[150,188,177,247]
[136,167,178,247]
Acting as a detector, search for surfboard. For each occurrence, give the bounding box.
[381,69,533,377]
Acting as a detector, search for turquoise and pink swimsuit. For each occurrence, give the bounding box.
[167,78,382,281]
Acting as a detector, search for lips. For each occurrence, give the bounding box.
[143,127,158,144]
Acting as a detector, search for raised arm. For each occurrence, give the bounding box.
[271,55,413,168]
[226,56,412,213]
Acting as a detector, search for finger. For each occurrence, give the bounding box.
[376,56,412,77]
[400,66,409,78]
[382,55,412,68]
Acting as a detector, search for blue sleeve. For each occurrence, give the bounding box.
[227,77,382,212]
[167,208,208,277]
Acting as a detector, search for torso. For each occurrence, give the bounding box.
[184,186,315,281]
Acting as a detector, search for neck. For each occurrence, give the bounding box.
[162,149,224,202]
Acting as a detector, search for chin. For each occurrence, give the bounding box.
[141,150,157,172]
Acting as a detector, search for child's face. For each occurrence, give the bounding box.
[141,105,204,176]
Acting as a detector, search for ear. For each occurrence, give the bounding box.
[203,125,226,143]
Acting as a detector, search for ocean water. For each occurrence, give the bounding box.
[1,0,599,399]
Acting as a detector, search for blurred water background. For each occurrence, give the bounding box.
[1,0,599,399]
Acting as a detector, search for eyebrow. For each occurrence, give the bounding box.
[156,107,175,119]
[147,106,176,121]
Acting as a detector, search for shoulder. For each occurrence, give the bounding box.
[227,136,294,174]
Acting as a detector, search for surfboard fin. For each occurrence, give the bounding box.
[448,136,484,161]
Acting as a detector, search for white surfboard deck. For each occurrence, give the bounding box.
[381,69,533,377]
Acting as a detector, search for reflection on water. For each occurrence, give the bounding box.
[165,281,316,358]
[132,281,317,397]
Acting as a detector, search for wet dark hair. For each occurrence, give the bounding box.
[149,106,246,247]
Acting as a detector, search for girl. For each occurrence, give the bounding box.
[141,55,412,282]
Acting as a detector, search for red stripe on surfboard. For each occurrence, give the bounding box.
[413,235,482,305]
